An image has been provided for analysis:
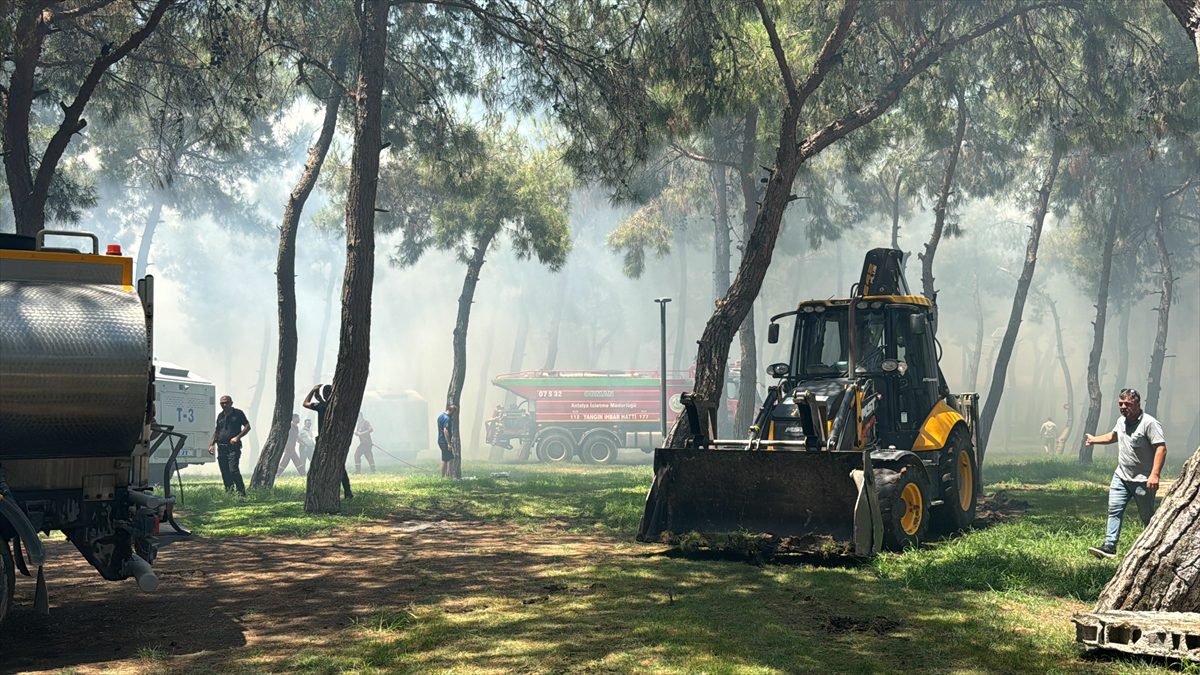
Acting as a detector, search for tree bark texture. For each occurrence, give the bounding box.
[304,0,387,514]
[1079,202,1120,464]
[447,231,497,480]
[977,144,1063,463]
[919,87,968,302]
[1095,447,1200,612]
[251,79,342,489]
[668,0,1033,446]
[3,0,174,236]
[135,198,165,280]
[734,110,761,434]
[1145,201,1172,417]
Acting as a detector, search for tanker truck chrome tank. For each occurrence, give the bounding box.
[0,230,167,625]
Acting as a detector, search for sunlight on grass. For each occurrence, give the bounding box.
[193,456,1179,673]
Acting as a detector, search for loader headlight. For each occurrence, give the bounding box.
[881,359,898,372]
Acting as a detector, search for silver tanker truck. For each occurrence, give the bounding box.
[0,229,169,624]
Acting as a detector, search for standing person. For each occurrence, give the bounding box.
[1039,417,1058,455]
[302,384,354,499]
[277,413,306,476]
[437,403,458,479]
[1084,388,1168,559]
[298,418,315,471]
[354,414,376,473]
[208,395,250,497]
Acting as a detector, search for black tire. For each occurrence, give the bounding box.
[537,431,575,463]
[932,427,978,535]
[580,434,619,465]
[876,461,932,551]
[1,539,14,625]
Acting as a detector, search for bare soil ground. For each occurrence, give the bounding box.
[0,518,619,674]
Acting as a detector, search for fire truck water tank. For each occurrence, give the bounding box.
[0,282,149,459]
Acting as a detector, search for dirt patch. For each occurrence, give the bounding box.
[0,518,618,674]
[973,490,1031,528]
[821,615,901,635]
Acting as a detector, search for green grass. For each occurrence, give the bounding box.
[174,463,650,538]
[170,455,1187,673]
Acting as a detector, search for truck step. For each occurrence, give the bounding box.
[1072,610,1200,661]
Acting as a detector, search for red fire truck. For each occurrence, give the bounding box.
[486,370,738,464]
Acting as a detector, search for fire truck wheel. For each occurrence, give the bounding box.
[0,539,13,625]
[538,430,575,463]
[580,434,619,465]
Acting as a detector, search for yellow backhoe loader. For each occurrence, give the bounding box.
[638,248,981,555]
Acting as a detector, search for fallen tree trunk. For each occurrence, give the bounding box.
[1095,447,1200,612]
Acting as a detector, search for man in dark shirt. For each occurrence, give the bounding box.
[302,384,353,499]
[208,395,250,496]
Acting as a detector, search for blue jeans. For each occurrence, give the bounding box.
[1104,474,1156,548]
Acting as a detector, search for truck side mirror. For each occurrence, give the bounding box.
[909,313,927,335]
[767,322,780,344]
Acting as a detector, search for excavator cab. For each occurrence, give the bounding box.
[638,248,981,555]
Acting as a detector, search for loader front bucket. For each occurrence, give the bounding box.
[637,447,881,555]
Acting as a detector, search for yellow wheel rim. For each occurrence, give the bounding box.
[957,451,974,512]
[900,482,923,535]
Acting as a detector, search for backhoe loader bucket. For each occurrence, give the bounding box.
[637,447,882,555]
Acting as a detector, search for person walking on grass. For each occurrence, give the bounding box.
[438,403,458,479]
[354,414,376,473]
[1085,388,1167,559]
[208,395,250,496]
[302,384,354,499]
[277,413,306,476]
[1039,417,1058,455]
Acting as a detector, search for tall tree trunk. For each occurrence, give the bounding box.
[245,318,272,465]
[712,164,731,304]
[1078,202,1120,464]
[1043,294,1075,454]
[1113,302,1131,395]
[733,110,760,434]
[504,307,530,405]
[666,0,1025,446]
[3,1,173,236]
[313,262,338,384]
[673,230,688,372]
[1095,447,1200,611]
[977,144,1063,463]
[251,76,342,488]
[470,322,496,459]
[447,230,497,480]
[135,198,165,280]
[1145,201,1173,417]
[968,269,984,392]
[919,87,967,302]
[889,173,903,253]
[542,270,567,370]
[304,0,387,514]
